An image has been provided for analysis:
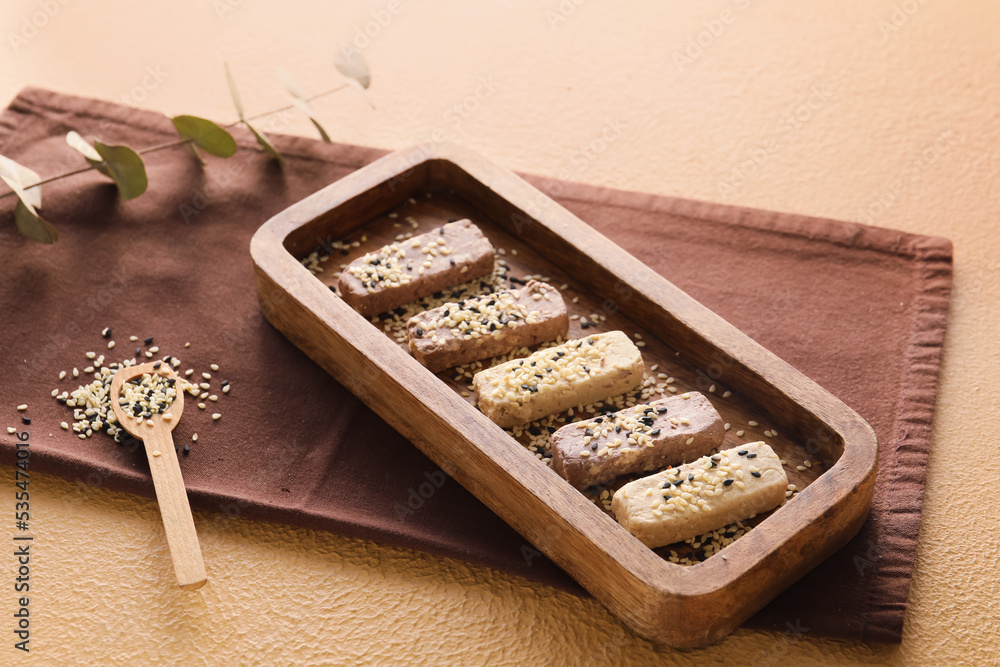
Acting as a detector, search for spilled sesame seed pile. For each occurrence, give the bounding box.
[295,200,823,565]
[47,329,232,455]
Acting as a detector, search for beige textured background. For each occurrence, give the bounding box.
[2,1,999,664]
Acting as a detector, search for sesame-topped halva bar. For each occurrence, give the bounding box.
[338,219,494,317]
[550,392,724,489]
[611,442,787,549]
[472,331,644,428]
[407,280,568,373]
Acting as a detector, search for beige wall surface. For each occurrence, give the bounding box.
[2,1,999,665]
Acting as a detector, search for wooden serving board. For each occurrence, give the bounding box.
[250,142,878,648]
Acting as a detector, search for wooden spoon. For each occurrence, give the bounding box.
[111,361,207,591]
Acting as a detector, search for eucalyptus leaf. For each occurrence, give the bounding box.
[1,174,57,243]
[277,69,333,143]
[66,131,102,162]
[275,66,307,100]
[92,141,148,200]
[334,47,372,90]
[0,154,42,208]
[308,117,332,143]
[171,115,237,158]
[245,121,284,165]
[225,62,246,121]
[66,131,112,178]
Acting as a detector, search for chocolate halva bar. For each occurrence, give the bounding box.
[338,219,494,317]
[407,280,568,373]
[550,392,724,489]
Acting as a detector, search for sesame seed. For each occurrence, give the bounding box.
[724,423,731,430]
[736,430,745,436]
[197,403,206,410]
[210,364,219,371]
[60,422,69,430]
[748,420,758,426]
[184,342,190,348]
[152,450,161,456]
[16,404,27,411]
[722,391,731,398]
[59,370,66,380]
[6,427,16,434]
[129,336,138,342]
[212,413,221,420]
[202,372,211,380]
[222,385,230,394]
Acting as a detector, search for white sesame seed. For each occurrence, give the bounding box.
[212,413,221,420]
[184,342,191,348]
[197,403,206,410]
[202,372,211,380]
[724,423,731,430]
[6,427,16,434]
[16,404,27,411]
[152,450,161,456]
[736,430,745,436]
[748,420,758,426]
[210,364,219,371]
[72,368,79,377]
[85,351,96,359]
[60,422,69,430]
[129,336,138,342]
[722,391,732,398]
[222,385,230,394]
[209,395,218,402]
[797,465,807,471]
[184,369,194,376]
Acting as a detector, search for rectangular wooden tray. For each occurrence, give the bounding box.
[250,142,878,648]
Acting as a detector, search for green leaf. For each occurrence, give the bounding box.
[308,117,332,143]
[334,47,371,90]
[171,115,237,158]
[276,67,332,143]
[244,121,284,165]
[92,141,148,200]
[225,62,246,121]
[1,174,57,243]
[0,154,42,208]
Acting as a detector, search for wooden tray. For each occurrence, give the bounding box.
[250,142,878,648]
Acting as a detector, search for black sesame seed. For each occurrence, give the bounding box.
[449,259,456,266]
[688,474,694,481]
[649,428,660,436]
[528,426,541,436]
[153,362,162,370]
[144,337,153,345]
[102,328,112,339]
[738,450,748,456]
[415,327,424,337]
[584,428,594,436]
[615,425,622,433]
[546,426,556,433]
[673,480,684,487]
[747,452,757,459]
[724,479,734,486]
[135,347,141,356]
[751,471,762,478]
[656,407,668,414]
[183,444,191,455]
[21,417,31,425]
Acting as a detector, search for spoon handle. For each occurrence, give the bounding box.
[142,425,207,590]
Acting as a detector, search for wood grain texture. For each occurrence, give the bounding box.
[111,362,207,591]
[250,142,878,648]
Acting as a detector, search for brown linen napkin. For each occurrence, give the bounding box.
[0,87,951,643]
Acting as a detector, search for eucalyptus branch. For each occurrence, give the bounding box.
[0,84,350,203]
